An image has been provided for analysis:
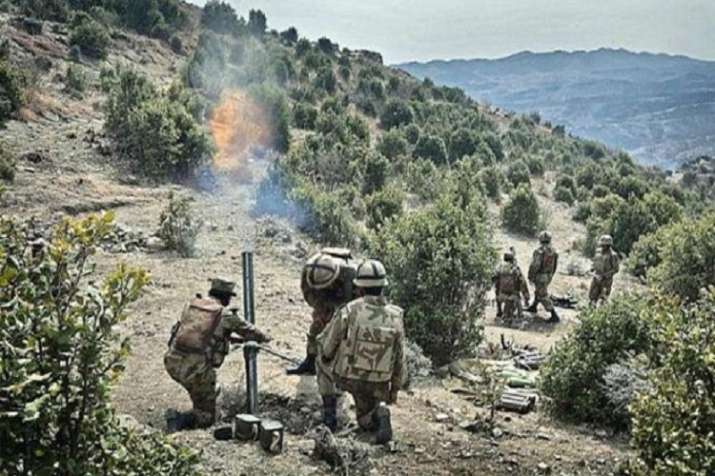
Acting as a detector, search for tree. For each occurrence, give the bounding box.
[380,99,413,129]
[0,59,25,125]
[448,128,477,161]
[377,129,408,160]
[313,66,336,93]
[506,159,531,187]
[201,0,240,34]
[248,9,267,37]
[414,134,448,165]
[501,184,541,236]
[280,26,298,44]
[317,37,336,55]
[70,13,110,59]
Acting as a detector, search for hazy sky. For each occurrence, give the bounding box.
[187,0,715,64]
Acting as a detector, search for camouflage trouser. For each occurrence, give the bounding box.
[589,276,613,305]
[164,350,217,427]
[306,306,334,356]
[533,275,554,311]
[497,293,522,322]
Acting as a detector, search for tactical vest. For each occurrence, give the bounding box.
[170,297,224,365]
[301,248,358,309]
[593,251,618,277]
[497,265,518,294]
[333,298,404,383]
[540,246,558,275]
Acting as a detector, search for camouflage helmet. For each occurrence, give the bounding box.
[538,231,552,244]
[598,234,614,247]
[353,259,388,288]
[503,249,515,262]
[304,253,341,290]
[209,277,237,296]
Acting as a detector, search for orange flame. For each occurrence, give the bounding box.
[209,90,272,180]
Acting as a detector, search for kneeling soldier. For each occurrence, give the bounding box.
[164,278,270,430]
[316,260,406,444]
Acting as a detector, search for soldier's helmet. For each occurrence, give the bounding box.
[598,234,614,247]
[305,253,341,290]
[353,259,388,288]
[538,231,552,244]
[209,277,237,296]
[503,250,514,262]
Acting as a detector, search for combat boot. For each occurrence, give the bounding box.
[374,403,393,444]
[322,395,338,432]
[526,300,538,313]
[166,409,196,433]
[286,354,316,375]
[548,309,560,324]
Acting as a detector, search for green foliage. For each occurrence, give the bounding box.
[158,193,202,257]
[0,145,15,182]
[0,213,200,475]
[610,191,683,255]
[629,291,715,475]
[448,128,477,161]
[70,12,110,59]
[478,165,503,201]
[64,64,88,98]
[377,129,407,160]
[105,70,213,179]
[380,99,413,129]
[525,155,545,176]
[295,185,356,246]
[280,26,298,44]
[314,66,337,93]
[505,159,531,187]
[366,185,404,229]
[403,123,420,144]
[18,0,67,21]
[292,102,317,130]
[317,37,336,55]
[555,174,577,195]
[414,134,448,165]
[248,9,267,37]
[0,59,25,125]
[361,150,389,194]
[553,184,575,206]
[369,192,496,365]
[501,184,541,236]
[201,0,241,34]
[250,84,291,153]
[539,294,652,429]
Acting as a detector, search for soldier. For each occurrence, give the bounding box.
[164,278,270,431]
[493,249,530,324]
[287,248,357,376]
[316,259,406,445]
[590,235,620,307]
[527,231,560,323]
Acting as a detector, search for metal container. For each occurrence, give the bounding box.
[234,414,261,441]
[258,419,284,454]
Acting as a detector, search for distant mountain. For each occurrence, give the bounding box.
[399,48,715,168]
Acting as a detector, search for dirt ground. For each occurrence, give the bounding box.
[0,14,632,475]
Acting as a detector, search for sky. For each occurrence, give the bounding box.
[187,0,715,64]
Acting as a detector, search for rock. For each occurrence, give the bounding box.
[535,432,551,440]
[491,427,504,439]
[537,462,551,474]
[145,236,164,252]
[434,413,449,423]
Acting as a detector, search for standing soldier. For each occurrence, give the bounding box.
[527,231,560,323]
[287,248,358,376]
[164,278,271,431]
[590,235,620,306]
[316,260,406,445]
[493,249,530,325]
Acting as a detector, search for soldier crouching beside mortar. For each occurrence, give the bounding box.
[316,260,406,444]
[164,278,271,431]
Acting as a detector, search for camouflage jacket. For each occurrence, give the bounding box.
[318,295,406,389]
[494,263,529,298]
[169,296,268,368]
[592,249,620,279]
[528,245,558,283]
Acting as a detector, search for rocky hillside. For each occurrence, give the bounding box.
[399,48,715,168]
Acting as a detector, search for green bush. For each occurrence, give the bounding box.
[582,216,611,257]
[573,202,591,222]
[626,225,669,278]
[478,165,503,201]
[501,184,541,236]
[629,291,715,474]
[70,13,110,59]
[526,155,545,176]
[0,145,15,182]
[539,294,652,429]
[314,66,337,93]
[292,102,317,129]
[0,213,200,475]
[158,193,202,257]
[19,0,67,21]
[250,84,291,153]
[201,0,241,34]
[506,160,531,187]
[295,185,356,246]
[64,64,87,98]
[380,99,413,129]
[448,128,477,161]
[366,185,404,229]
[377,129,407,160]
[248,9,267,37]
[414,134,448,165]
[553,184,575,205]
[0,59,25,125]
[610,191,682,255]
[590,193,623,219]
[555,174,577,195]
[369,191,496,365]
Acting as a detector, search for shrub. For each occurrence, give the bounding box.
[414,134,448,165]
[0,145,15,182]
[64,64,87,98]
[478,165,503,201]
[629,291,715,474]
[582,216,611,257]
[250,84,291,153]
[610,191,682,255]
[248,9,267,37]
[366,185,404,229]
[169,35,183,54]
[369,192,496,365]
[553,185,575,206]
[626,225,669,278]
[501,184,540,235]
[505,160,531,187]
[380,99,413,129]
[314,66,337,93]
[377,129,407,160]
[201,0,241,34]
[294,185,355,246]
[448,128,477,161]
[555,174,577,195]
[280,26,298,44]
[526,155,545,176]
[317,37,336,55]
[360,150,389,194]
[539,294,652,429]
[590,193,623,219]
[573,202,591,222]
[0,213,200,475]
[158,193,202,257]
[19,0,67,21]
[70,13,110,59]
[292,102,317,130]
[0,59,25,125]
[483,133,504,161]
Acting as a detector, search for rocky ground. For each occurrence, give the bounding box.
[0,12,634,475]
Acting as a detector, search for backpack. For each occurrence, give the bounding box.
[540,247,558,275]
[171,297,224,354]
[497,266,517,294]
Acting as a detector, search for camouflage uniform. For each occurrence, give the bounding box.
[164,296,267,427]
[590,248,620,306]
[493,261,530,323]
[317,295,406,430]
[528,244,559,312]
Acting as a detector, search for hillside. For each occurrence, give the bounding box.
[1,2,713,476]
[399,48,715,168]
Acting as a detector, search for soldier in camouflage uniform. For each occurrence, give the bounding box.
[590,235,620,307]
[287,249,357,376]
[527,231,560,323]
[164,278,270,431]
[316,260,406,444]
[493,249,530,324]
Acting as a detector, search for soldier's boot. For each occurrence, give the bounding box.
[286,354,316,376]
[322,395,338,432]
[166,409,196,433]
[526,300,538,313]
[548,309,560,324]
[374,403,393,444]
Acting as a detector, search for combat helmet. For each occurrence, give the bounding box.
[304,253,341,290]
[538,231,552,244]
[353,259,388,288]
[598,234,613,247]
[503,249,515,262]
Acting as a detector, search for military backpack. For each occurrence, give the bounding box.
[170,297,223,354]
